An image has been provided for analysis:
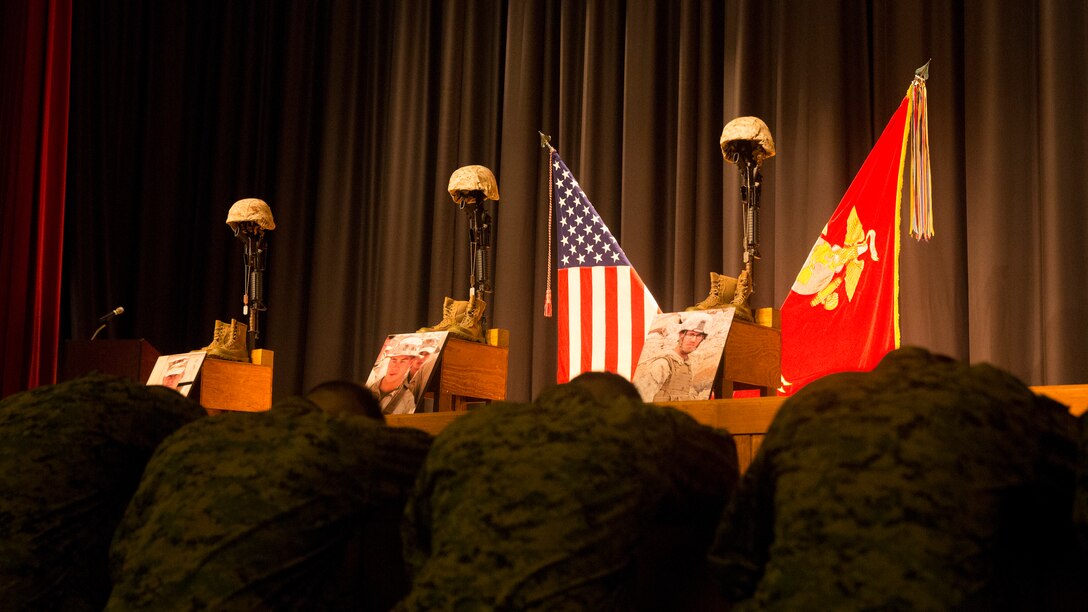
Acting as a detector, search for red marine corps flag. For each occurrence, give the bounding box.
[780,64,933,393]
[541,140,661,384]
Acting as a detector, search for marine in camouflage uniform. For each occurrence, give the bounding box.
[633,313,709,402]
[0,373,205,611]
[107,396,433,610]
[398,372,739,611]
[634,351,696,401]
[377,378,416,415]
[709,346,1081,609]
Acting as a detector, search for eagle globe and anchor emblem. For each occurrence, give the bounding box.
[790,206,880,310]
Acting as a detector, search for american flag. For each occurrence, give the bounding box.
[550,148,660,384]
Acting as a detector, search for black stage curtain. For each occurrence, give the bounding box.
[63,0,1088,403]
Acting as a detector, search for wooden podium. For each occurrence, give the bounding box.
[425,334,509,412]
[61,339,161,383]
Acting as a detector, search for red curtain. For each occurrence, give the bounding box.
[0,0,71,397]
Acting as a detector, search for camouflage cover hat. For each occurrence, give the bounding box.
[720,116,776,163]
[386,336,423,358]
[447,165,499,205]
[680,312,711,334]
[226,198,276,231]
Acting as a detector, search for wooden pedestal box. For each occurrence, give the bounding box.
[428,337,509,412]
[197,350,274,413]
[715,313,782,397]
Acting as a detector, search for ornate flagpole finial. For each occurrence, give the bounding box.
[539,131,552,149]
[915,59,931,81]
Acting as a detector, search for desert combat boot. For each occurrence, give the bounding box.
[686,272,739,311]
[419,297,470,333]
[202,319,250,362]
[448,295,487,343]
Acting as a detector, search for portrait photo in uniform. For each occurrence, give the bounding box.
[631,308,735,403]
[146,351,207,397]
[364,331,449,415]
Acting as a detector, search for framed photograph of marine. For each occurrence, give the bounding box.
[146,351,207,397]
[365,331,449,415]
[631,308,736,403]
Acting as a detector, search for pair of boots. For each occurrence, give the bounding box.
[200,319,250,362]
[686,271,754,321]
[687,272,739,311]
[419,295,487,343]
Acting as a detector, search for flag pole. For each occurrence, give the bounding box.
[540,131,555,317]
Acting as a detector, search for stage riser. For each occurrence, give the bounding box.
[387,385,1087,474]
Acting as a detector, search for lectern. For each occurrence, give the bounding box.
[61,339,160,383]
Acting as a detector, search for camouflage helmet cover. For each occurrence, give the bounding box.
[679,312,711,335]
[720,116,776,163]
[447,165,500,205]
[386,336,423,358]
[226,198,276,231]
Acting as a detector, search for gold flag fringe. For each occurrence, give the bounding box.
[907,75,933,240]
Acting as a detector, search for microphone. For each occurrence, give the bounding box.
[98,306,125,323]
[91,307,124,340]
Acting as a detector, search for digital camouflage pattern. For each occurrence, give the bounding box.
[710,346,1081,609]
[399,380,739,611]
[0,373,205,611]
[107,396,433,610]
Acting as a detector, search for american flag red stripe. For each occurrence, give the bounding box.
[550,148,660,384]
[557,268,571,383]
[629,275,646,373]
[556,265,658,383]
[604,267,619,372]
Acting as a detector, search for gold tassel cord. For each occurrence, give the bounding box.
[908,76,933,240]
[541,132,554,317]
